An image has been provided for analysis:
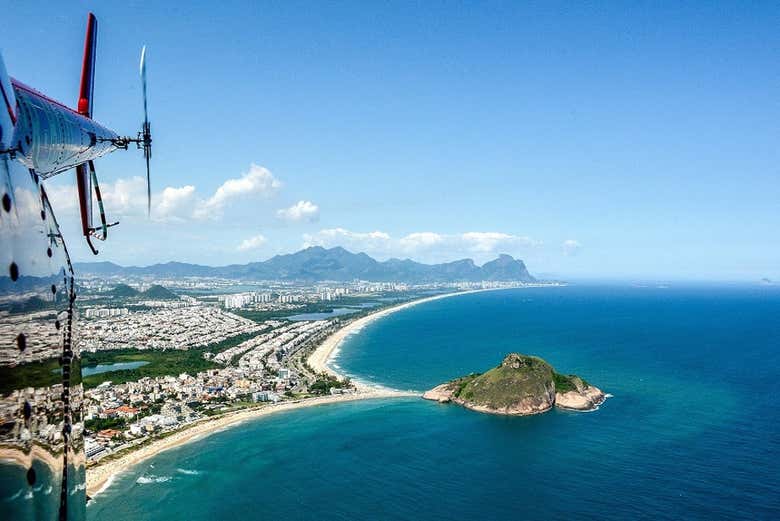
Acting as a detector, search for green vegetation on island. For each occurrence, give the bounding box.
[423,353,606,415]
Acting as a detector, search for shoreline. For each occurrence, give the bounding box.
[308,287,517,381]
[86,388,414,498]
[87,285,529,498]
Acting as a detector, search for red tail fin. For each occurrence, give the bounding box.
[77,12,97,117]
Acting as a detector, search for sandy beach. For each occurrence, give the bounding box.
[86,387,413,497]
[87,287,514,498]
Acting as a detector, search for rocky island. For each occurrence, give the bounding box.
[423,353,606,415]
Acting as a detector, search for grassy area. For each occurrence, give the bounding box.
[81,349,217,389]
[234,305,326,323]
[442,354,596,409]
[0,357,82,394]
[85,416,127,432]
[552,372,577,393]
[308,374,352,394]
[80,331,258,389]
[451,374,481,398]
[452,354,556,409]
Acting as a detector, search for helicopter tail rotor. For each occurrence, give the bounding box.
[139,45,152,216]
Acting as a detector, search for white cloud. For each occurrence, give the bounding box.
[196,163,281,218]
[399,232,445,251]
[302,228,540,262]
[101,177,148,216]
[48,177,199,223]
[43,183,79,214]
[461,232,538,253]
[45,163,283,223]
[562,239,582,256]
[156,185,197,222]
[237,234,268,251]
[45,176,148,219]
[277,200,320,223]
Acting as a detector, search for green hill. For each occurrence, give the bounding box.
[109,284,140,297]
[423,353,606,415]
[142,284,178,300]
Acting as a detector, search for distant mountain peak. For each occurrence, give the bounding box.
[76,247,536,283]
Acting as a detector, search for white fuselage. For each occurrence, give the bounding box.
[11,80,118,178]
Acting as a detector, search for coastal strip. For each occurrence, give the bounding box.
[88,286,525,498]
[86,388,413,497]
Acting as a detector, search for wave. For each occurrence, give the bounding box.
[176,468,202,476]
[5,488,24,501]
[136,474,172,485]
[88,473,119,502]
[347,324,366,334]
[582,393,613,413]
[17,484,52,498]
[70,482,87,495]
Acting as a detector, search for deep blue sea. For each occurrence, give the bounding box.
[88,285,780,520]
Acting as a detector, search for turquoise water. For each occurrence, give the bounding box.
[88,286,780,520]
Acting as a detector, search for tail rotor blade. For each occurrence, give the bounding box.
[145,149,151,216]
[140,45,148,125]
[139,45,151,217]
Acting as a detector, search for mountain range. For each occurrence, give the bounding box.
[74,246,536,283]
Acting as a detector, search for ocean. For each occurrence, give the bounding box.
[87,285,780,520]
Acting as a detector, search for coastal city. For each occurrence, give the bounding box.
[4,5,777,520]
[0,244,556,499]
[70,276,544,477]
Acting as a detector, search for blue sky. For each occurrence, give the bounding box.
[3,1,779,280]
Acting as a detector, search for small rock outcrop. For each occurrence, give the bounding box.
[422,353,606,416]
